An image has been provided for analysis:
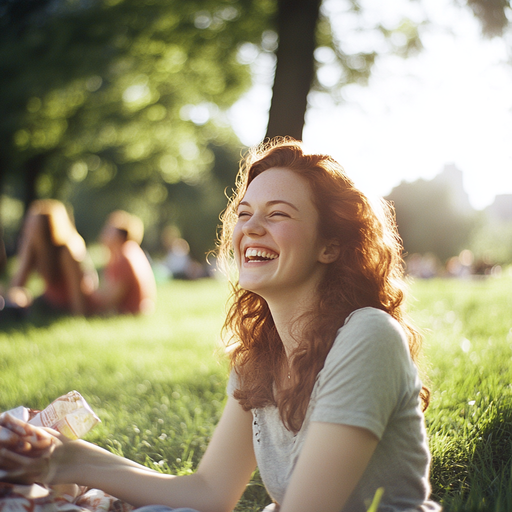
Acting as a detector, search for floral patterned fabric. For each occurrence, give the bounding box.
[0,483,134,512]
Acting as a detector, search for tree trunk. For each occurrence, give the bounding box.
[265,0,321,141]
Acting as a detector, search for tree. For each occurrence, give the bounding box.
[265,0,423,139]
[386,179,475,262]
[0,0,273,256]
[1,0,426,258]
[463,0,511,37]
[265,0,321,139]
[0,0,270,206]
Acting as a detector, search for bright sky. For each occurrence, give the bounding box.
[229,0,512,211]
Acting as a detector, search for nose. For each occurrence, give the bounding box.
[242,213,266,237]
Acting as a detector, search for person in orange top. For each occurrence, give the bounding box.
[90,210,156,316]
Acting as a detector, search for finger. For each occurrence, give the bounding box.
[0,467,25,483]
[0,446,34,465]
[0,464,47,485]
[0,413,28,436]
[0,425,22,447]
[0,429,52,457]
[0,436,53,461]
[0,446,50,479]
[0,427,34,456]
[0,447,54,485]
[23,431,54,449]
[0,414,54,450]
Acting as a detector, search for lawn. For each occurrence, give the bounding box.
[1,273,512,511]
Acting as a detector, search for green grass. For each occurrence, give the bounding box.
[410,274,512,511]
[2,274,512,511]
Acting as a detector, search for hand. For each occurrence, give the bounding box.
[0,412,60,485]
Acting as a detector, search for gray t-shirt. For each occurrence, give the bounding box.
[228,307,441,511]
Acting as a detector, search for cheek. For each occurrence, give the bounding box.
[232,224,243,263]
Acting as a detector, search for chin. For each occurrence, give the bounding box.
[238,279,264,296]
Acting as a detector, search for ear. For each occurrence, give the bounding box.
[318,240,340,264]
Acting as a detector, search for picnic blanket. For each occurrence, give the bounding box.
[0,483,134,512]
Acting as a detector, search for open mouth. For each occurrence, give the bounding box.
[245,248,278,262]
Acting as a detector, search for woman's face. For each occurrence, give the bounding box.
[233,167,330,303]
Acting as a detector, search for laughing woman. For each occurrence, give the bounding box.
[0,138,440,512]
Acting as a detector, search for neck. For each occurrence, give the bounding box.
[266,291,317,359]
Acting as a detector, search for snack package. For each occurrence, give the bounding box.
[4,391,100,440]
[29,390,100,440]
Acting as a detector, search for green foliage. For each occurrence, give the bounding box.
[68,141,241,258]
[0,0,274,255]
[2,275,512,510]
[0,0,270,254]
[312,1,424,102]
[0,0,431,258]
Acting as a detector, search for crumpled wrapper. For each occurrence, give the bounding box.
[29,391,100,440]
[3,391,100,440]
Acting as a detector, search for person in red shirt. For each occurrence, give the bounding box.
[90,211,156,316]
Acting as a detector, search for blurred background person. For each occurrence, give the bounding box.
[90,210,156,316]
[159,225,211,280]
[4,199,98,317]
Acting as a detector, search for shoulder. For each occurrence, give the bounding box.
[115,242,138,267]
[323,307,412,375]
[339,307,408,351]
[312,308,420,436]
[121,240,142,257]
[344,307,403,333]
[121,241,150,265]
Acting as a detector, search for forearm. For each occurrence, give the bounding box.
[10,260,31,289]
[10,235,34,289]
[55,441,227,512]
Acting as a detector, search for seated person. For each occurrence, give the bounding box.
[6,199,98,316]
[90,211,156,316]
[0,139,440,512]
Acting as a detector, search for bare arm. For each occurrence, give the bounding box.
[9,227,35,289]
[2,397,256,512]
[280,422,378,512]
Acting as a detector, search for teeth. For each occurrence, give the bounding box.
[245,248,278,260]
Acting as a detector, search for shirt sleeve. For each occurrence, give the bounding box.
[226,368,239,398]
[310,308,419,440]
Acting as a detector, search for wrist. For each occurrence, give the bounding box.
[50,439,85,485]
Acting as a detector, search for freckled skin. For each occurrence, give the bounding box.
[233,168,329,306]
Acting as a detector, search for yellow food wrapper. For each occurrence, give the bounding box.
[29,390,100,440]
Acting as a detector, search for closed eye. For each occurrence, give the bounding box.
[269,211,290,218]
[237,211,251,218]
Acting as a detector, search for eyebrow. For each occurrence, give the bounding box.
[238,200,299,211]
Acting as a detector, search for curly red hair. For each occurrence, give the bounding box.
[218,138,429,432]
